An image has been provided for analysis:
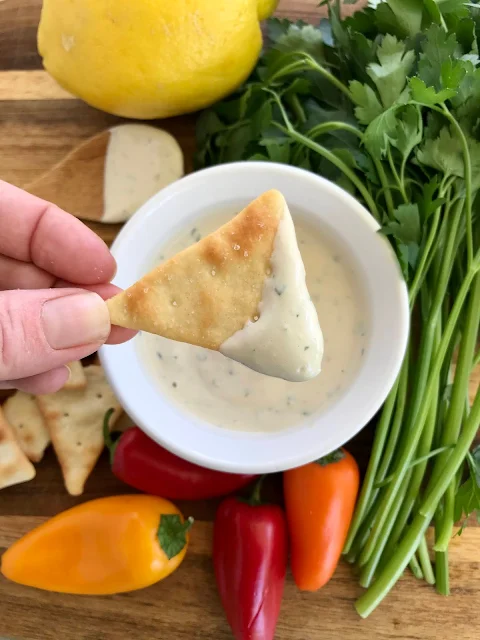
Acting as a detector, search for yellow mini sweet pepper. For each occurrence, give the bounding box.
[1,495,192,595]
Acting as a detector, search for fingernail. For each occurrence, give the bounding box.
[42,292,110,350]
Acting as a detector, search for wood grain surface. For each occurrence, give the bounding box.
[0,1,479,639]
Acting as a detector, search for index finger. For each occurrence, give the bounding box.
[0,180,116,284]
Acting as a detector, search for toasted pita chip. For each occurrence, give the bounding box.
[0,406,36,490]
[36,365,122,496]
[107,190,285,350]
[63,361,87,390]
[3,391,50,462]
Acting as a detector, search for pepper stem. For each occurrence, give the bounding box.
[248,474,266,506]
[315,448,345,466]
[157,514,194,560]
[102,408,117,466]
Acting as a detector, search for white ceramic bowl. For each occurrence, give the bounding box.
[100,162,409,473]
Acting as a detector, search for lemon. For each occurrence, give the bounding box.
[258,0,280,21]
[38,0,278,119]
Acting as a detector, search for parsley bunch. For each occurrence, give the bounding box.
[196,0,480,616]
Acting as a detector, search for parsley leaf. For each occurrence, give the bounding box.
[409,77,457,106]
[454,446,480,535]
[417,26,459,89]
[363,104,399,155]
[273,23,325,61]
[390,104,423,160]
[383,203,421,245]
[349,80,383,124]
[366,34,415,108]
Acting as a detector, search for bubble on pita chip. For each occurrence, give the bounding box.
[3,391,50,462]
[0,406,36,490]
[37,365,122,496]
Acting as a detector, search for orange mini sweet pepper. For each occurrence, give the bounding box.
[1,494,192,595]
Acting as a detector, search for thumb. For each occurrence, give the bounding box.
[0,288,110,381]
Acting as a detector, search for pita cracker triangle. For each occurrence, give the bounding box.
[107,190,285,348]
[36,365,122,496]
[3,391,50,463]
[0,406,36,490]
[108,189,324,381]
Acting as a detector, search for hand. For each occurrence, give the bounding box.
[0,180,135,394]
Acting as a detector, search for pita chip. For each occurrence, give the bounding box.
[107,190,286,350]
[0,406,36,490]
[107,189,323,382]
[3,391,50,462]
[63,361,87,390]
[37,365,122,496]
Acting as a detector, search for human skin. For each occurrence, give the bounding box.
[0,180,135,394]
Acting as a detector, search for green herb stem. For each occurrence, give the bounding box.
[359,468,413,586]
[441,105,474,268]
[305,56,354,101]
[433,272,480,551]
[435,549,450,595]
[343,376,400,554]
[356,386,480,617]
[417,536,435,585]
[375,446,451,489]
[409,552,424,580]
[275,121,380,219]
[357,203,464,568]
[380,321,441,562]
[373,157,395,218]
[388,147,408,203]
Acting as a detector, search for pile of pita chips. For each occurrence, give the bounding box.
[37,365,122,496]
[1,361,123,496]
[2,361,87,465]
[3,392,50,463]
[0,406,35,490]
[107,190,285,350]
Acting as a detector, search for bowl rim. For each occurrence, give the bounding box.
[100,161,409,473]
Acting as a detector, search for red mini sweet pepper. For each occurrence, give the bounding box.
[213,477,288,640]
[104,410,256,500]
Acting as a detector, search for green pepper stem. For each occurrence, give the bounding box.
[102,408,118,466]
[249,475,266,506]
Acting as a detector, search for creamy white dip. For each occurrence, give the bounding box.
[138,211,369,432]
[220,200,323,382]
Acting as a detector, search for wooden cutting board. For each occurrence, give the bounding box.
[0,1,479,639]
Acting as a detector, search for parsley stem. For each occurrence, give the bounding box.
[357,201,464,568]
[435,549,450,595]
[344,348,409,555]
[408,553,424,580]
[273,120,380,219]
[359,468,413,585]
[343,373,401,554]
[307,121,363,141]
[408,207,441,303]
[441,105,474,268]
[305,56,354,101]
[379,319,440,562]
[356,286,480,617]
[387,147,408,203]
[373,157,395,218]
[417,536,435,585]
[374,446,451,489]
[432,272,480,551]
